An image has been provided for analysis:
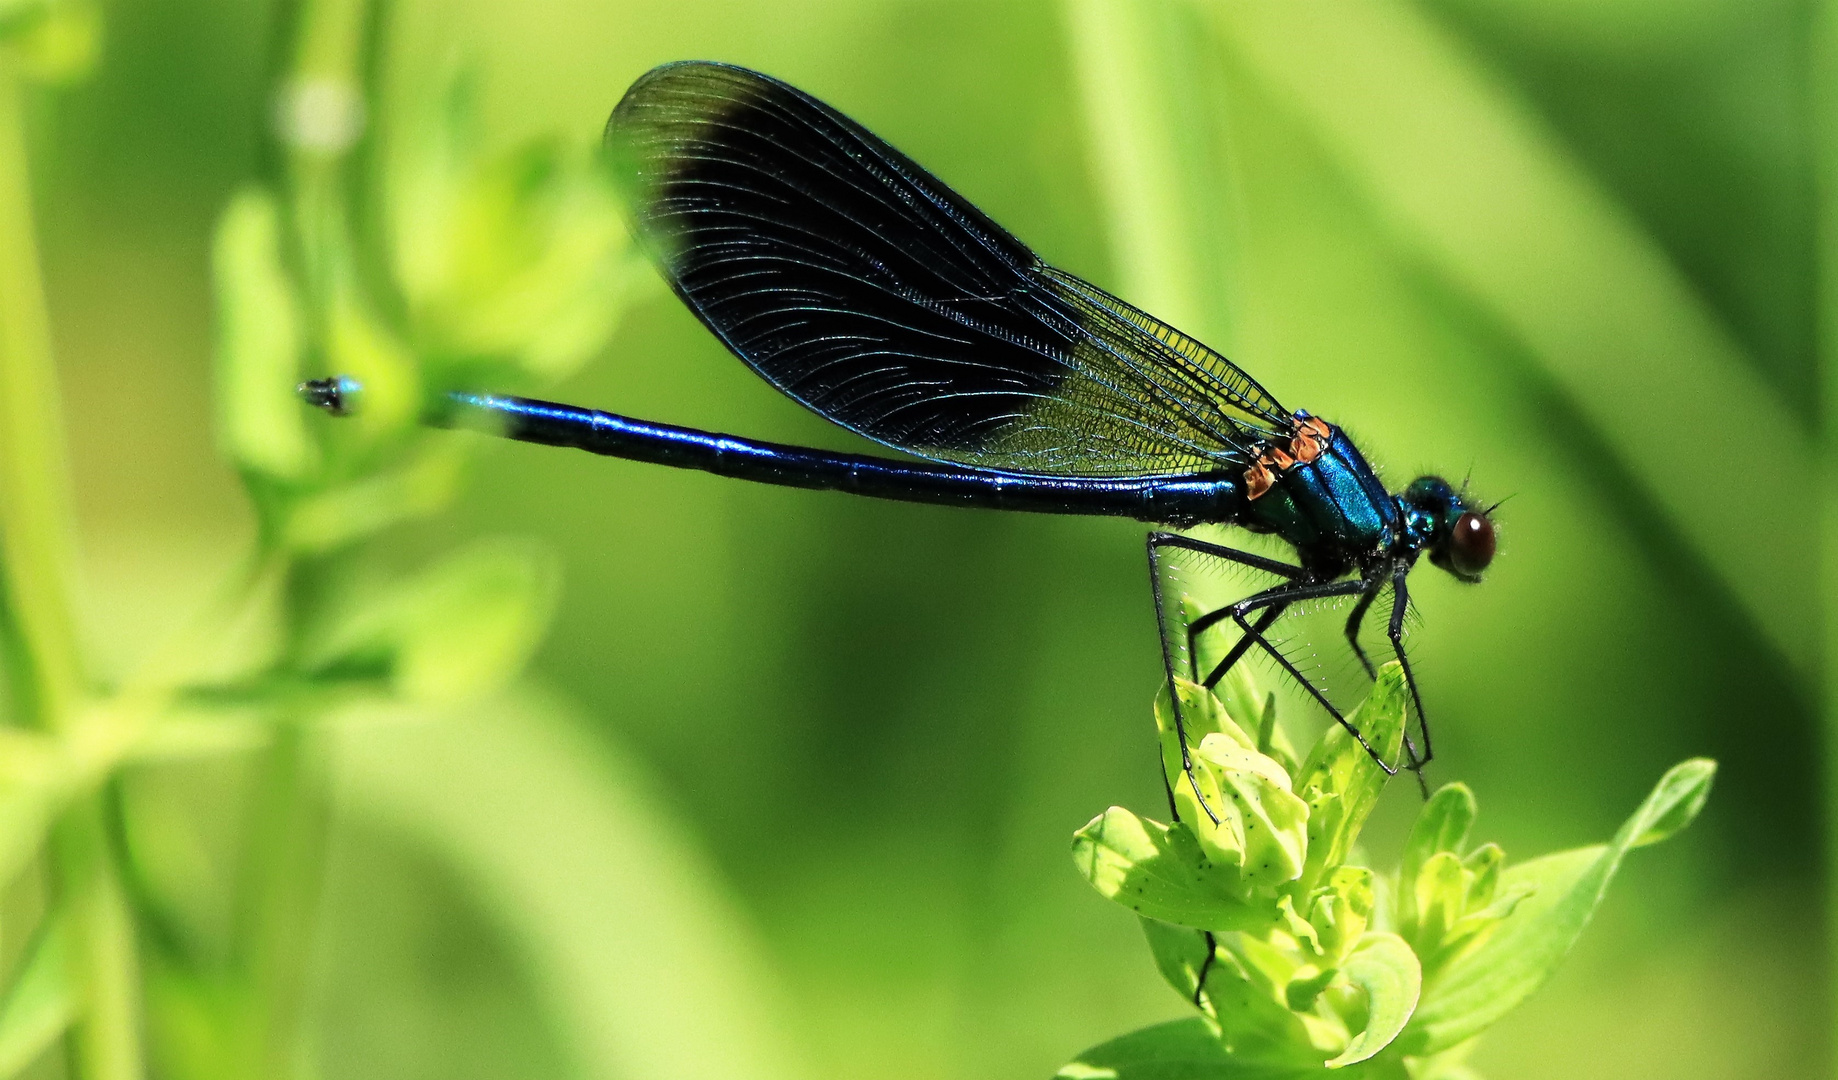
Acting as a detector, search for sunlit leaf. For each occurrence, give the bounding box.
[1074,806,1282,932]
[212,189,312,482]
[1055,1018,1243,1080]
[1292,664,1406,896]
[1303,866,1373,968]
[302,538,558,703]
[1324,932,1419,1068]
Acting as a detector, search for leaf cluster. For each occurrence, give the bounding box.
[1066,660,1714,1078]
[0,16,639,1074]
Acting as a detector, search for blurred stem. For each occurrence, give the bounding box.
[1818,0,1838,1068]
[1063,0,1235,344]
[232,719,326,1080]
[0,58,83,728]
[55,802,143,1080]
[281,0,372,330]
[222,3,377,1076]
[0,58,144,1080]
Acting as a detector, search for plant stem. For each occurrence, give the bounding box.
[1818,0,1838,1069]
[0,58,146,1080]
[232,717,326,1080]
[224,3,374,1076]
[1062,0,1236,344]
[0,57,82,729]
[55,802,143,1080]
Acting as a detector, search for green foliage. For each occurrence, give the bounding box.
[0,0,1800,1077]
[0,0,97,84]
[0,1,666,1076]
[1066,666,1713,1078]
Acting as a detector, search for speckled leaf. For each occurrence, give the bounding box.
[1293,665,1407,895]
[1074,807,1281,932]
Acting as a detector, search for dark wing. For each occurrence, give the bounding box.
[606,61,1289,478]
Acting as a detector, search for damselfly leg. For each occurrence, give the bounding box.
[1149,534,1425,821]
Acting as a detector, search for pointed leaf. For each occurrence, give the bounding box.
[1396,784,1475,931]
[1054,1018,1268,1080]
[1624,758,1716,848]
[1325,932,1420,1068]
[1294,664,1407,895]
[212,189,311,481]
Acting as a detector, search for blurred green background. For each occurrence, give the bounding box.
[24,0,1825,1077]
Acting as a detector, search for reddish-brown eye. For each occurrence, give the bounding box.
[1448,513,1496,577]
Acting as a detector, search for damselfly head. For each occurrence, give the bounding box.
[1400,475,1496,583]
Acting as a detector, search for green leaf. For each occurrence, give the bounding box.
[1054,1018,1266,1080]
[1171,601,1280,767]
[388,68,633,388]
[328,687,801,1080]
[282,440,466,553]
[1193,735,1309,889]
[1324,932,1420,1068]
[1154,679,1250,834]
[1400,758,1716,1053]
[1139,917,1213,1003]
[303,538,559,703]
[1303,866,1374,968]
[212,189,312,482]
[1292,664,1407,895]
[2,0,96,84]
[1073,807,1281,931]
[0,915,72,1078]
[1396,784,1475,931]
[1625,757,1716,848]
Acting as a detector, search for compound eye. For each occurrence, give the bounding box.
[1448,512,1496,578]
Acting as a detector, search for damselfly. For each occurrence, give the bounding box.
[302,61,1497,816]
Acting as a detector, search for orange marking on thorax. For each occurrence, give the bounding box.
[1245,463,1274,500]
[1244,414,1334,500]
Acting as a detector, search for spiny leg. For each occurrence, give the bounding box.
[1146,533,1305,825]
[1336,574,1426,777]
[1344,586,1380,680]
[1388,567,1433,797]
[1219,578,1398,774]
[1194,930,1218,1009]
[1200,604,1286,689]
